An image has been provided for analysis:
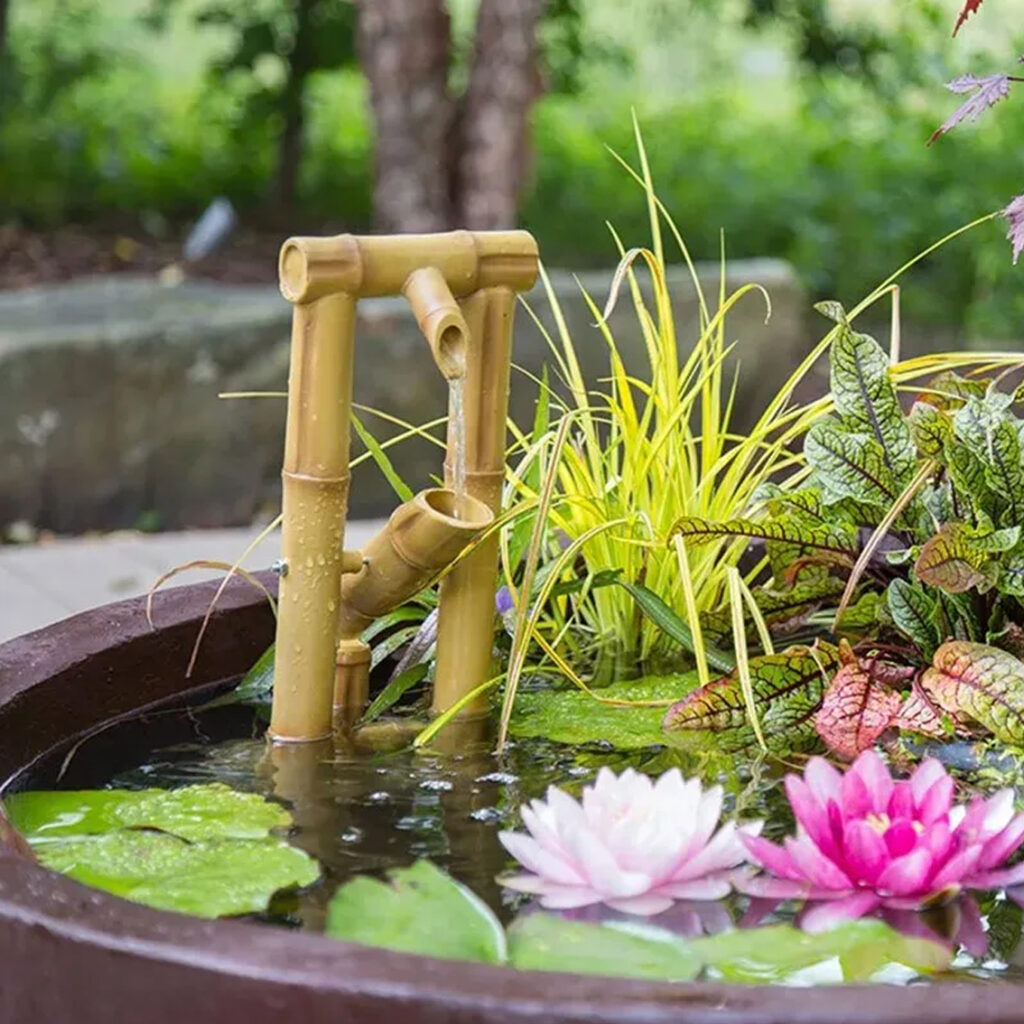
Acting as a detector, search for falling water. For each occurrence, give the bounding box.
[449,377,467,518]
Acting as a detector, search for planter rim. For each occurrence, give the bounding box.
[0,581,1021,1024]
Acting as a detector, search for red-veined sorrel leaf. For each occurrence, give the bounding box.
[815,663,902,760]
[914,523,1000,593]
[805,425,900,508]
[919,641,1024,744]
[893,683,954,740]
[669,516,857,558]
[886,579,940,658]
[908,402,953,457]
[827,322,917,486]
[953,0,984,36]
[929,73,1012,145]
[1004,194,1024,265]
[663,645,840,755]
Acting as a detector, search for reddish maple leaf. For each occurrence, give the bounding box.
[1003,192,1024,265]
[953,0,984,36]
[929,73,1012,145]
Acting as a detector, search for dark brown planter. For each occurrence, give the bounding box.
[0,581,1018,1024]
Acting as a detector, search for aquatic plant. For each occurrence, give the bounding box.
[740,751,1024,933]
[664,303,1024,759]
[497,767,760,915]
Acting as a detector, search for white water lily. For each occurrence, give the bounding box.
[498,767,761,916]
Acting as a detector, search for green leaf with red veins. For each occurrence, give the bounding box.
[815,661,905,760]
[828,323,917,487]
[919,371,988,411]
[887,579,940,658]
[663,645,840,755]
[909,402,954,457]
[919,641,1024,744]
[805,424,899,508]
[914,523,1009,594]
[754,575,847,626]
[670,515,859,561]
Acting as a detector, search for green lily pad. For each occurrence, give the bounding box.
[691,921,951,983]
[35,831,319,917]
[8,783,319,918]
[509,674,697,750]
[507,914,702,981]
[7,783,291,843]
[326,860,506,963]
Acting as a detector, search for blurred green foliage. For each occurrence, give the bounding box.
[2,0,1024,337]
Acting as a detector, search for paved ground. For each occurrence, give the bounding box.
[0,521,386,644]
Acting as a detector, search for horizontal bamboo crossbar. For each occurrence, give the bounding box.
[279,230,539,304]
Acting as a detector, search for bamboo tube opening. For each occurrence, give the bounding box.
[403,266,469,380]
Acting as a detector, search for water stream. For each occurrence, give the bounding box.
[449,376,467,517]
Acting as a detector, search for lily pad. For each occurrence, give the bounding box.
[326,860,506,963]
[507,913,701,981]
[8,783,318,918]
[35,831,319,917]
[691,921,950,983]
[510,674,697,750]
[7,782,291,844]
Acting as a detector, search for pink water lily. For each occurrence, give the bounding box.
[739,750,1024,932]
[499,767,761,916]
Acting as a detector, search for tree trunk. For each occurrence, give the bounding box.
[0,0,10,64]
[270,0,317,211]
[455,0,544,230]
[358,0,454,232]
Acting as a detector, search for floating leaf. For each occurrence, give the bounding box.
[663,645,839,755]
[691,920,950,983]
[512,675,695,750]
[326,860,506,964]
[805,424,899,508]
[887,579,940,657]
[815,661,903,760]
[507,914,701,981]
[34,832,317,917]
[7,783,291,843]
[914,523,1003,594]
[8,784,318,917]
[828,323,916,485]
[919,641,1024,744]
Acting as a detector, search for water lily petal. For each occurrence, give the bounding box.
[883,820,920,859]
[742,834,804,881]
[909,758,947,806]
[955,896,988,958]
[930,845,985,890]
[977,813,1024,871]
[964,860,1024,889]
[538,887,606,910]
[849,750,893,813]
[786,775,838,859]
[784,835,853,891]
[735,874,820,899]
[877,847,933,896]
[805,757,843,807]
[500,830,586,886]
[801,892,883,933]
[498,872,549,894]
[843,818,889,885]
[604,893,676,916]
[667,821,748,883]
[654,875,732,900]
[982,789,1016,836]
[888,782,914,821]
[917,774,955,826]
[562,824,650,898]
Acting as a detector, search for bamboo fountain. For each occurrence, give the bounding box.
[269,230,539,744]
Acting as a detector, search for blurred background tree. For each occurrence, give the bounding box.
[0,0,1022,338]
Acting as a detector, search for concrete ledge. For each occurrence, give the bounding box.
[0,260,806,533]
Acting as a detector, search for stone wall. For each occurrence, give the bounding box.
[0,260,806,534]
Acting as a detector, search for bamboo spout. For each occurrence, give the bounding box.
[334,488,493,715]
[402,266,469,380]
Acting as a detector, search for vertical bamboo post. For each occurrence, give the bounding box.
[269,293,356,743]
[432,287,516,716]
